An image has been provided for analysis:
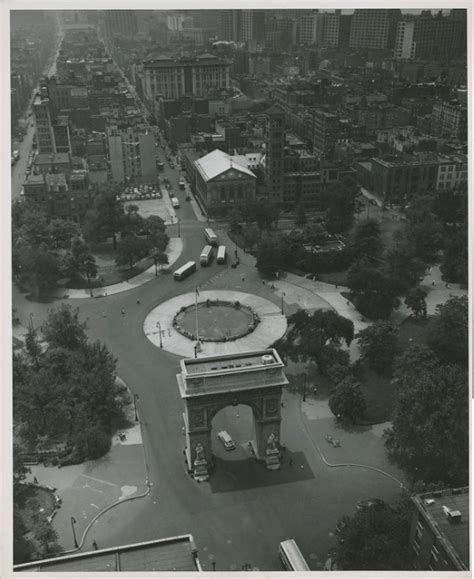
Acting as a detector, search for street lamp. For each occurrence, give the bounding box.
[281,292,286,315]
[194,344,198,359]
[152,248,158,277]
[133,394,139,422]
[70,516,78,548]
[29,312,34,330]
[302,373,307,402]
[177,217,181,238]
[156,321,163,348]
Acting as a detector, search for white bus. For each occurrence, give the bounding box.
[172,197,180,209]
[200,245,213,266]
[278,540,310,571]
[173,261,196,280]
[217,245,226,264]
[204,228,218,246]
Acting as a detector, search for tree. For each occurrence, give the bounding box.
[324,180,357,234]
[427,296,468,367]
[24,325,42,369]
[121,204,144,237]
[35,520,59,553]
[115,235,149,268]
[385,244,426,295]
[255,236,287,276]
[42,304,88,350]
[277,310,354,381]
[47,218,80,249]
[83,187,124,249]
[386,347,468,486]
[357,321,399,376]
[440,225,468,285]
[329,376,366,424]
[404,287,427,319]
[334,501,410,570]
[14,507,35,564]
[241,224,260,251]
[347,258,400,319]
[228,209,242,233]
[405,196,444,264]
[349,219,383,263]
[295,202,307,226]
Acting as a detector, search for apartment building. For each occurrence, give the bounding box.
[349,9,400,50]
[107,125,157,184]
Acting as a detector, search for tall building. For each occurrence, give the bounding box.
[394,12,467,60]
[142,55,230,101]
[297,10,323,46]
[103,10,138,38]
[409,487,468,571]
[322,11,341,47]
[107,126,157,184]
[218,10,241,41]
[264,105,286,204]
[32,89,56,154]
[349,9,400,50]
[241,10,266,42]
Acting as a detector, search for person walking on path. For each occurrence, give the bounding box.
[34,476,38,484]
[92,540,98,550]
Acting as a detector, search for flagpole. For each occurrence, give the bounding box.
[195,288,199,343]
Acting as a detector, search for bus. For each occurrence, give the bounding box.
[278,540,310,571]
[172,197,180,209]
[204,228,218,246]
[173,261,196,281]
[217,245,226,264]
[200,245,213,266]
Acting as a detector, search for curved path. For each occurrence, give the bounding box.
[144,290,287,358]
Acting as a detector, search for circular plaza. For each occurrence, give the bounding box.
[144,291,288,357]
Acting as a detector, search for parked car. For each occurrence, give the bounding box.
[217,430,235,451]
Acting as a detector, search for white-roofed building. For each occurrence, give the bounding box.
[194,149,257,216]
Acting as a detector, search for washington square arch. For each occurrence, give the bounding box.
[177,349,288,481]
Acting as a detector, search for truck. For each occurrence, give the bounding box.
[171,197,180,209]
[179,178,185,190]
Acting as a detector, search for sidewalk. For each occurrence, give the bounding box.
[56,238,183,300]
[24,421,148,552]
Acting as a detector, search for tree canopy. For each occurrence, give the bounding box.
[357,321,399,376]
[328,376,366,424]
[334,500,410,570]
[427,296,468,367]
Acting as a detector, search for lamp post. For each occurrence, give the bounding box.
[177,217,181,238]
[134,394,139,422]
[156,321,163,348]
[29,313,34,330]
[152,248,158,277]
[302,373,307,402]
[194,344,198,359]
[281,292,286,315]
[70,516,78,548]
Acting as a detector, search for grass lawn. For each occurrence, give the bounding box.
[397,315,432,351]
[17,485,55,530]
[319,270,348,286]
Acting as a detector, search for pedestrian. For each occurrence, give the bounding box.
[346,300,349,306]
[335,284,338,289]
[121,309,125,316]
[445,283,449,289]
[136,299,141,305]
[242,277,245,282]
[34,476,38,484]
[92,540,98,550]
[432,281,435,287]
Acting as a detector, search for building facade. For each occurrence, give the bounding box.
[349,9,400,50]
[264,105,286,204]
[107,126,157,184]
[143,55,230,101]
[193,148,257,216]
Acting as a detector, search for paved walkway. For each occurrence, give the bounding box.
[144,290,287,358]
[55,238,183,299]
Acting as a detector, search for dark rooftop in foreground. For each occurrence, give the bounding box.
[14,535,202,572]
[413,487,469,570]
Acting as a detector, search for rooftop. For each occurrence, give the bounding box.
[178,349,288,398]
[183,349,283,377]
[413,488,469,570]
[194,149,256,182]
[14,535,201,572]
